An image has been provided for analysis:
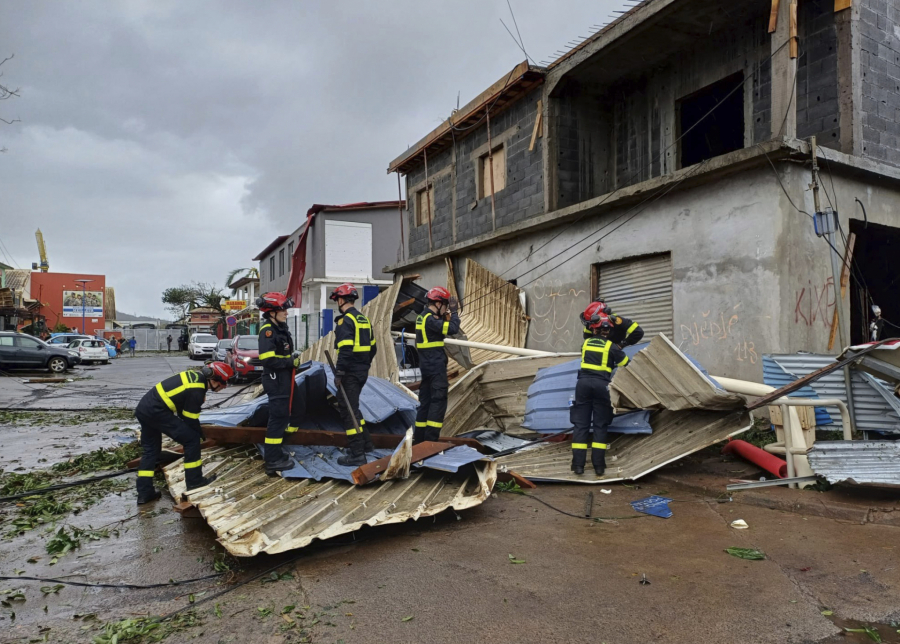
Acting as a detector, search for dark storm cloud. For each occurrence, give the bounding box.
[0,1,620,317]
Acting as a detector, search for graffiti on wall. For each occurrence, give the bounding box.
[794,277,835,327]
[529,278,586,350]
[679,302,758,364]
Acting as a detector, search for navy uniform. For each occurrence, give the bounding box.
[583,314,644,347]
[258,317,302,471]
[571,330,629,476]
[135,370,213,503]
[414,308,460,443]
[334,305,377,459]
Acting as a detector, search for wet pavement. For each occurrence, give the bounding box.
[0,357,898,644]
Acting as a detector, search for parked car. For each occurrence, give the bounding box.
[67,338,110,365]
[0,332,80,373]
[48,333,93,347]
[213,338,233,362]
[188,333,219,360]
[226,334,262,382]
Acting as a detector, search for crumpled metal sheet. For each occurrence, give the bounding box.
[164,444,497,556]
[275,445,395,482]
[418,445,492,473]
[808,440,900,485]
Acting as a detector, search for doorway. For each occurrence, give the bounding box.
[848,219,900,344]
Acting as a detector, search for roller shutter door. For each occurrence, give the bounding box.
[596,253,673,338]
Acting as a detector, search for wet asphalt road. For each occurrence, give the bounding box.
[0,356,898,644]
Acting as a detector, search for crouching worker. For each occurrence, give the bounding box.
[571,309,629,477]
[135,361,234,504]
[414,287,460,444]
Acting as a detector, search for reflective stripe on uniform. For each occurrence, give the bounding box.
[592,442,609,450]
[626,322,639,334]
[182,410,200,419]
[265,437,283,444]
[183,460,202,469]
[353,314,373,352]
[581,340,612,372]
[441,320,450,334]
[286,426,298,433]
[156,371,206,413]
[259,351,290,360]
[426,420,442,428]
[138,470,155,477]
[416,312,444,349]
[346,428,360,436]
[572,443,588,449]
[415,421,427,427]
[336,340,353,348]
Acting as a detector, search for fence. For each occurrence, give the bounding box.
[97,329,180,351]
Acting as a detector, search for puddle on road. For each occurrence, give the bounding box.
[821,614,900,643]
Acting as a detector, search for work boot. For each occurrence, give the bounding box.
[186,473,217,491]
[572,464,585,475]
[362,427,375,453]
[137,489,161,505]
[264,445,294,475]
[337,450,366,467]
[592,452,607,478]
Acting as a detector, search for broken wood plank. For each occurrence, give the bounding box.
[828,232,856,351]
[768,0,780,33]
[172,501,201,518]
[529,100,543,152]
[393,297,416,314]
[834,0,851,11]
[401,273,421,283]
[497,469,537,489]
[352,441,455,485]
[747,340,890,410]
[200,425,487,451]
[789,1,798,58]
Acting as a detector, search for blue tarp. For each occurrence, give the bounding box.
[199,361,417,435]
[275,445,395,482]
[631,495,674,519]
[761,356,832,426]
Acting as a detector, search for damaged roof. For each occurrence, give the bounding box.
[808,441,900,486]
[164,444,496,557]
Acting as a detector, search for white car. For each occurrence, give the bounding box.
[67,338,110,365]
[188,333,219,360]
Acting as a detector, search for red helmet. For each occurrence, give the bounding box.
[205,361,234,384]
[588,312,613,332]
[581,302,606,327]
[425,286,451,303]
[593,298,612,314]
[256,292,293,313]
[329,283,358,302]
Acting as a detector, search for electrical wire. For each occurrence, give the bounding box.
[0,573,224,590]
[0,469,137,503]
[506,490,645,522]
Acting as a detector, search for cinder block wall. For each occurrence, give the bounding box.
[404,87,545,258]
[859,0,900,167]
[797,0,841,144]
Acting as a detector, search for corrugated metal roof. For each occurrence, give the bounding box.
[276,445,395,482]
[761,356,832,426]
[808,441,900,485]
[769,354,900,435]
[419,445,491,473]
[164,444,496,556]
[3,269,30,293]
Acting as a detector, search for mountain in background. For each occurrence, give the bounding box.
[115,310,171,323]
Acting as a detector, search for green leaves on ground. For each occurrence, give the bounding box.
[508,554,526,564]
[1,589,26,607]
[261,571,294,584]
[51,441,142,476]
[844,627,883,642]
[725,547,765,560]
[91,611,201,643]
[496,481,525,494]
[40,584,63,595]
[46,526,114,562]
[401,615,414,622]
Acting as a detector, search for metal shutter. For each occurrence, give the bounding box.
[597,253,673,338]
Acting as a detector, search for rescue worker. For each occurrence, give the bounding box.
[571,308,629,477]
[256,292,305,474]
[330,283,377,466]
[413,286,460,444]
[135,361,234,504]
[581,299,644,347]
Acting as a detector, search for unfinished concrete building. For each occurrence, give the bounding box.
[386,0,900,383]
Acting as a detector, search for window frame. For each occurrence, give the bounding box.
[269,256,276,281]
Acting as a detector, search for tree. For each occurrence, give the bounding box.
[0,54,21,153]
[225,267,259,295]
[161,286,197,322]
[193,282,227,319]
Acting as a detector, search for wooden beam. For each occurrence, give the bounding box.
[529,100,543,152]
[352,440,455,485]
[497,470,538,489]
[393,297,416,314]
[199,425,487,451]
[828,232,856,351]
[768,0,780,33]
[401,273,421,283]
[834,0,851,11]
[789,1,798,59]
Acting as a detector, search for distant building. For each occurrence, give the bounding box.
[187,307,221,334]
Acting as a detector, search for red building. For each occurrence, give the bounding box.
[30,272,107,333]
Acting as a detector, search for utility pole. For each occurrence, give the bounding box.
[810,136,856,432]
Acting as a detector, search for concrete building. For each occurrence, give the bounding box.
[386,0,900,382]
[253,201,404,348]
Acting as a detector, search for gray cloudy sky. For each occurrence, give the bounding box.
[1,1,621,318]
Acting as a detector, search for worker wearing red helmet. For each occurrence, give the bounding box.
[571,308,630,476]
[134,361,234,504]
[413,286,460,444]
[581,298,644,347]
[256,292,301,474]
[330,283,378,466]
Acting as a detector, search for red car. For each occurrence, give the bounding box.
[226,334,263,382]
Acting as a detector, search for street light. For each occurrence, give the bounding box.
[74,279,93,334]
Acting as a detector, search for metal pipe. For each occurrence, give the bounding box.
[780,403,797,487]
[393,331,556,357]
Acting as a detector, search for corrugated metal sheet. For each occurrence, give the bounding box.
[808,441,900,485]
[419,445,491,473]
[299,280,404,385]
[769,354,900,435]
[597,254,673,338]
[164,444,497,556]
[454,258,529,365]
[3,270,30,293]
[610,334,745,412]
[276,445,395,482]
[761,356,832,426]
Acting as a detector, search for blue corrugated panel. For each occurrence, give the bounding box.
[761,356,832,426]
[278,445,394,482]
[419,446,491,473]
[199,361,417,434]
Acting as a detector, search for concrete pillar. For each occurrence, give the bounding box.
[835,4,862,156]
[770,0,798,139]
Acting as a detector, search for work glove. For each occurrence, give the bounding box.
[292,351,302,368]
[448,296,459,314]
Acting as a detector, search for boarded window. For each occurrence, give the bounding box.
[592,253,673,339]
[479,145,506,199]
[415,185,434,227]
[325,220,372,279]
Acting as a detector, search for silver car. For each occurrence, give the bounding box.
[213,338,233,362]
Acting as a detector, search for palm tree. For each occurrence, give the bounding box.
[225,267,260,295]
